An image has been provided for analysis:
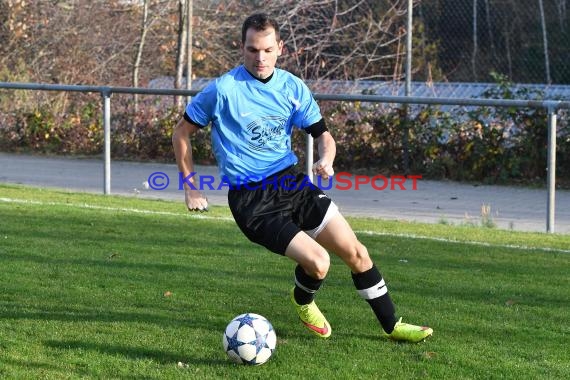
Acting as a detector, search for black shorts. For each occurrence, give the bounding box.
[228,166,333,255]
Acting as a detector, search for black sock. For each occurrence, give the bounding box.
[352,264,398,334]
[293,264,324,305]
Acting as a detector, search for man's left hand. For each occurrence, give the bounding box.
[312,159,334,180]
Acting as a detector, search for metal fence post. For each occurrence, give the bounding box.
[102,88,112,195]
[402,0,413,174]
[546,106,557,233]
[305,134,314,183]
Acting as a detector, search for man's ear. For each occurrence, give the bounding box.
[277,40,284,56]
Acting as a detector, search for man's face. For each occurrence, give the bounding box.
[241,27,283,80]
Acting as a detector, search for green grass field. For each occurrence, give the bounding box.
[1,184,569,379]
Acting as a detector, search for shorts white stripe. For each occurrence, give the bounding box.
[357,279,387,300]
[304,201,339,239]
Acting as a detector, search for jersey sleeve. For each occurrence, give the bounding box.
[290,80,323,130]
[184,80,218,127]
[183,112,205,128]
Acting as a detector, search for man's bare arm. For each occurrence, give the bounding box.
[312,131,336,179]
[172,118,209,211]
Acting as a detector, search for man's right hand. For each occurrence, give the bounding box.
[185,187,209,212]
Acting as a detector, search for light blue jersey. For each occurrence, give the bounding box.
[185,65,322,185]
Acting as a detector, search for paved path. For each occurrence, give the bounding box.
[1,152,569,233]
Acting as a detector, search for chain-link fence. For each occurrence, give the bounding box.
[416,0,569,84]
[195,0,570,85]
[1,0,568,85]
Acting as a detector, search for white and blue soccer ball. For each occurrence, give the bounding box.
[222,313,277,365]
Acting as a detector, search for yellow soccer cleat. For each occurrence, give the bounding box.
[290,288,332,338]
[384,318,433,343]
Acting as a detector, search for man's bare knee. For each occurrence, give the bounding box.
[344,242,372,273]
[303,249,330,280]
[285,232,331,279]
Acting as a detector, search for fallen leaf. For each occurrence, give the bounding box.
[164,291,173,297]
[424,351,437,359]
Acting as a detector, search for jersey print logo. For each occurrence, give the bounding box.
[246,116,288,152]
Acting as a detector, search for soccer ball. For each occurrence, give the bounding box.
[222,313,277,365]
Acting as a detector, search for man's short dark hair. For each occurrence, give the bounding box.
[241,13,281,43]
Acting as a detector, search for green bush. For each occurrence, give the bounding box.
[0,103,103,155]
[108,105,214,164]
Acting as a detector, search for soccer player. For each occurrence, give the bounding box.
[172,12,433,343]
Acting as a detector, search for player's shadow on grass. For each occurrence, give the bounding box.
[1,357,64,373]
[0,305,227,332]
[43,339,227,366]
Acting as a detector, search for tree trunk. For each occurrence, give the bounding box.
[132,0,149,115]
[175,0,187,110]
[471,0,478,80]
[556,0,567,30]
[185,0,193,106]
[484,0,497,63]
[538,0,551,84]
